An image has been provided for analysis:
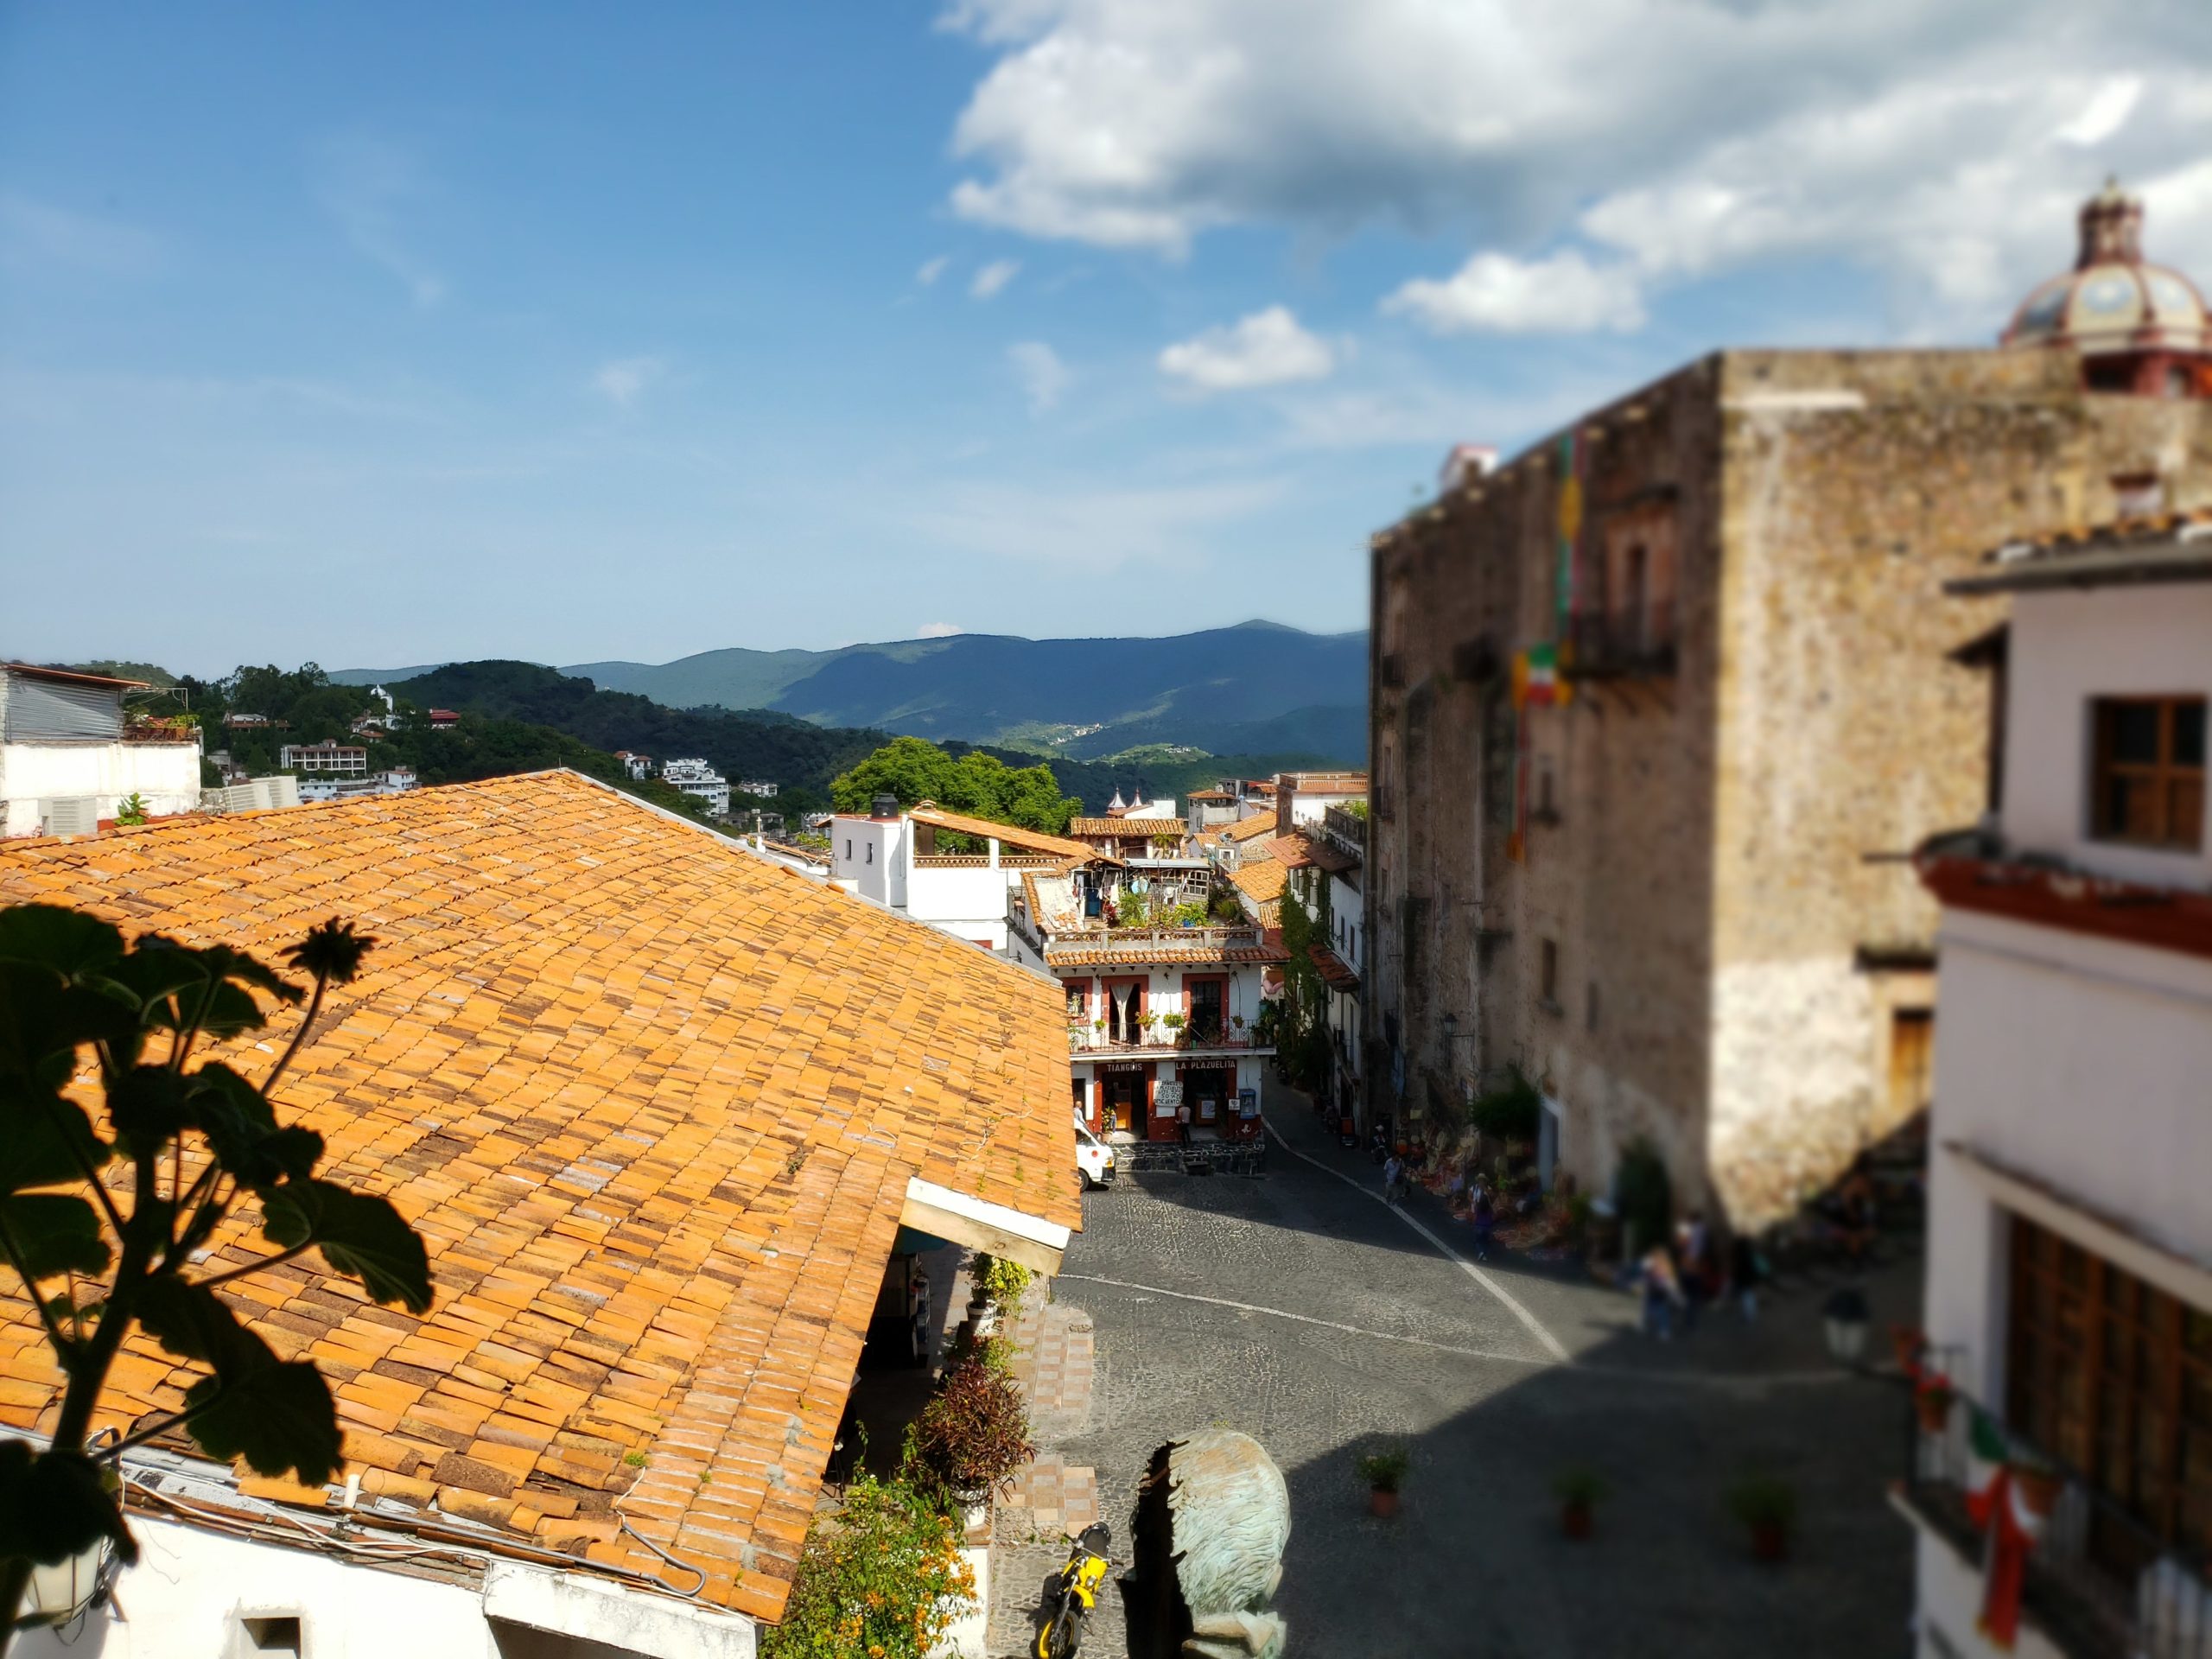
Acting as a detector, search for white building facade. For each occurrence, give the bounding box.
[659,758,730,817]
[0,664,203,836]
[1900,523,2211,1658]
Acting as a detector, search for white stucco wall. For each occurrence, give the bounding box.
[1,741,204,836]
[2001,582,2212,887]
[906,863,1016,951]
[11,1514,753,1659]
[830,816,906,907]
[1922,906,2212,1400]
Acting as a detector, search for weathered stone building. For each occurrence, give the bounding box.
[1365,188,2212,1225]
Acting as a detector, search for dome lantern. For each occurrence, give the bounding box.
[2002,178,2210,397]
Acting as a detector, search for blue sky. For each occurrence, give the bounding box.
[4,3,2206,677]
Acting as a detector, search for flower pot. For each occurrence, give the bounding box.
[1750,1521,1789,1562]
[2012,1467,2062,1520]
[1914,1389,1954,1435]
[1368,1487,1399,1518]
[1561,1500,1592,1540]
[1891,1325,1925,1376]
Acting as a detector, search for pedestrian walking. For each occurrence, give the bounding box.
[1677,1211,1712,1334]
[1731,1231,1764,1322]
[1382,1153,1404,1205]
[1176,1099,1192,1146]
[1472,1186,1497,1261]
[1640,1243,1684,1341]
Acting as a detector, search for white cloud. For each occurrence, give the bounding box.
[594,356,665,410]
[314,134,445,307]
[1383,250,1644,335]
[1159,307,1337,391]
[917,254,952,284]
[915,621,964,638]
[970,257,1021,299]
[1007,340,1070,414]
[939,1,2212,334]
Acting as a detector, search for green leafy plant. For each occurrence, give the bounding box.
[1167,900,1208,928]
[1614,1137,1674,1258]
[0,904,432,1634]
[977,1253,1031,1319]
[113,795,149,830]
[762,1470,977,1659]
[1468,1068,1541,1139]
[1116,888,1152,928]
[1553,1467,1608,1506]
[902,1354,1034,1507]
[1727,1472,1798,1535]
[1357,1446,1410,1493]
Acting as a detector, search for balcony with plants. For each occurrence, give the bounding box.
[1896,1371,2210,1657]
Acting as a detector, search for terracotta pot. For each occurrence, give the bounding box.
[1561,1500,1592,1540]
[1751,1521,1789,1562]
[2013,1467,2062,1519]
[1915,1389,1954,1434]
[1368,1487,1399,1518]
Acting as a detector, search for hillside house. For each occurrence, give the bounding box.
[830,797,1117,953]
[278,741,370,775]
[659,757,730,817]
[0,770,1079,1659]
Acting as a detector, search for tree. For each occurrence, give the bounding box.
[831,737,1078,834]
[0,905,433,1643]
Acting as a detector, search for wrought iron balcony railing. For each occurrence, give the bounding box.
[1901,1382,2210,1657]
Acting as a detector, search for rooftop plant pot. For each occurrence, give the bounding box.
[1368,1487,1399,1519]
[1561,1499,1593,1541]
[1751,1520,1789,1562]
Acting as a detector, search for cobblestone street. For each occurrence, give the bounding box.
[992,1076,1921,1658]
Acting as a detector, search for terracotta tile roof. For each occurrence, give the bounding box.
[1271,835,1316,870]
[1222,815,1277,844]
[1233,859,1287,904]
[1046,943,1287,968]
[1951,509,2212,594]
[1281,831,1357,874]
[0,771,1077,1624]
[909,802,1119,865]
[1186,789,1236,803]
[1065,817,1183,840]
[1309,943,1360,993]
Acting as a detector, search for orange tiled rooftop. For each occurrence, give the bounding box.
[0,769,1077,1624]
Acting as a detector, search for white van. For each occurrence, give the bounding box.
[1074,1120,1116,1191]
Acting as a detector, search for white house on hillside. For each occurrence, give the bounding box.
[1898,515,2211,1657]
[659,757,729,816]
[0,663,203,836]
[830,797,1108,953]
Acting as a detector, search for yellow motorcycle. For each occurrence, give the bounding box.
[1036,1522,1112,1659]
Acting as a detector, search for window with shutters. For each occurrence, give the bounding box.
[2006,1217,2212,1578]
[2089,696,2204,850]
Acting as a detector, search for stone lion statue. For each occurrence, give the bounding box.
[1128,1428,1289,1659]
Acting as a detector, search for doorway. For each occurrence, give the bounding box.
[1102,1068,1147,1138]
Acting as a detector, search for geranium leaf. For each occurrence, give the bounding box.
[262,1179,432,1313]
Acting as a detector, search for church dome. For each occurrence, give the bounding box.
[2003,179,2210,359]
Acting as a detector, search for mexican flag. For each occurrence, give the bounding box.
[1976,1454,2054,1651]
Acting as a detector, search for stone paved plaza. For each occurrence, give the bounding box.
[989,1076,1923,1658]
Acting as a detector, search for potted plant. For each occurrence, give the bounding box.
[1727,1474,1797,1562]
[1554,1468,1606,1540]
[2010,1456,2063,1521]
[904,1351,1035,1518]
[1891,1325,1927,1380]
[1357,1446,1409,1517]
[1914,1373,1955,1434]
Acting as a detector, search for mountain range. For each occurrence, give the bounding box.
[337,621,1368,766]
